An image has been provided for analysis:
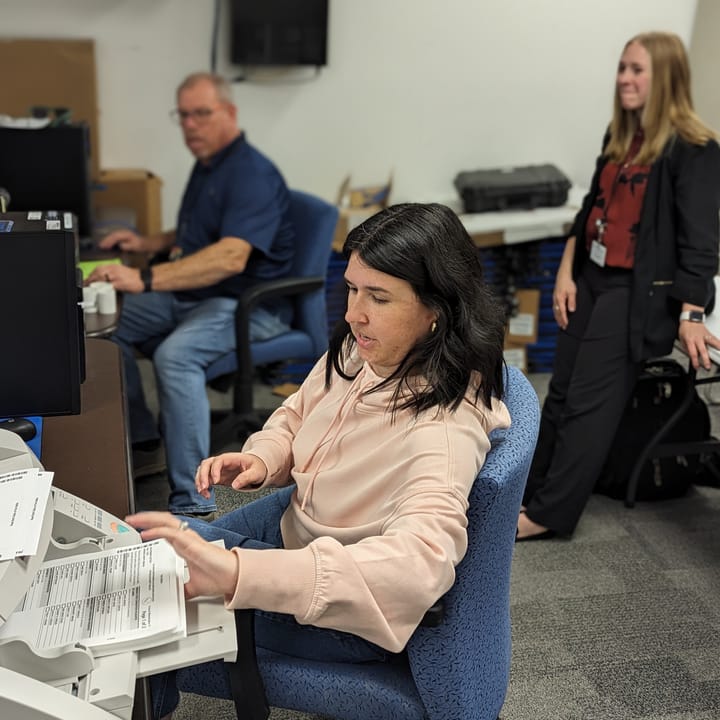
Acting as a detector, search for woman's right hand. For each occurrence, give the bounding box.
[195,452,268,498]
[552,235,577,330]
[124,511,238,599]
[552,270,577,330]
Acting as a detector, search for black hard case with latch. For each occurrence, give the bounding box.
[454,163,571,213]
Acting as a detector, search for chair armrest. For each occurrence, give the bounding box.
[234,276,325,347]
[241,276,326,306]
[232,275,325,415]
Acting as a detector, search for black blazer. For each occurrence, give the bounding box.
[569,134,720,362]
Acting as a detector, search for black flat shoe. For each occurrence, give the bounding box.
[515,528,556,543]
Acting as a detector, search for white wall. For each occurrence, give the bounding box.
[0,0,698,229]
[690,0,720,132]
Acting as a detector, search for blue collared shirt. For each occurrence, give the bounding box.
[174,132,295,304]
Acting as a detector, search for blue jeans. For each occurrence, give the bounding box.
[112,291,288,514]
[151,488,393,717]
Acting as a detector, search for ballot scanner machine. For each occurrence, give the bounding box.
[0,428,237,719]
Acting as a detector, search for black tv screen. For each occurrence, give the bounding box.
[0,124,93,239]
[230,0,328,67]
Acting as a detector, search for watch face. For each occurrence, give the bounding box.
[689,310,704,322]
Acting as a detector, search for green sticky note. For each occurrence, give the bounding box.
[78,258,123,280]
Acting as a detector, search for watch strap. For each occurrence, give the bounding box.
[679,310,705,323]
[140,266,153,293]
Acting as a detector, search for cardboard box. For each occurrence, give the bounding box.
[93,169,163,236]
[336,173,393,209]
[502,341,528,373]
[332,173,392,252]
[503,289,541,374]
[468,230,505,248]
[505,289,540,346]
[0,38,100,179]
[332,206,383,253]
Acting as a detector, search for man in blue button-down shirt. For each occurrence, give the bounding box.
[88,72,295,518]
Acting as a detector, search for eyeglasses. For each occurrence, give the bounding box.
[169,106,222,124]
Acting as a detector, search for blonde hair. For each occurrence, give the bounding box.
[605,32,716,164]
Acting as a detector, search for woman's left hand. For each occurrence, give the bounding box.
[678,322,720,370]
[124,511,239,599]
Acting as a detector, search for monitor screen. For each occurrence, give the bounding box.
[230,0,329,67]
[0,124,93,239]
[0,214,83,418]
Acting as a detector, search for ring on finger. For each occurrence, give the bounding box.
[178,520,189,531]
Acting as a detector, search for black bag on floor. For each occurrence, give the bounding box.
[595,359,712,501]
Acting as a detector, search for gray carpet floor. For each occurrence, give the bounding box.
[134,362,720,719]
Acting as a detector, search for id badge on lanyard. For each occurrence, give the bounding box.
[590,218,607,267]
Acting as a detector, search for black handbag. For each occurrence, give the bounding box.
[595,359,712,501]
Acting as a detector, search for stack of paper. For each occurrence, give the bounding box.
[0,539,187,656]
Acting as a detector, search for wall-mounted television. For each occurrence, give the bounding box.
[230,0,329,67]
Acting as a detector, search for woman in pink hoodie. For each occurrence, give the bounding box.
[126,202,511,718]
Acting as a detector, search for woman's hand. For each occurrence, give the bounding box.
[678,320,720,370]
[195,453,268,498]
[552,236,577,330]
[124,511,238,599]
[552,271,577,330]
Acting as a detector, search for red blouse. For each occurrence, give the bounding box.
[586,132,651,269]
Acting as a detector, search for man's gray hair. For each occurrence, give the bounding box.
[177,72,233,104]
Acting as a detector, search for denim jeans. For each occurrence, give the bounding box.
[112,291,288,514]
[151,489,394,718]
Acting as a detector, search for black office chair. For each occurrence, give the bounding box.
[205,189,338,451]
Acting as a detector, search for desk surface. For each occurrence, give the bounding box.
[459,186,585,247]
[78,249,126,338]
[83,309,119,338]
[42,337,135,519]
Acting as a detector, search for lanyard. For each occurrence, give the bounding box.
[595,165,625,243]
[595,135,642,243]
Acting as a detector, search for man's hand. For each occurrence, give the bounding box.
[98,228,147,253]
[86,264,145,293]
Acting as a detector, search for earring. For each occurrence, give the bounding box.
[431,321,437,333]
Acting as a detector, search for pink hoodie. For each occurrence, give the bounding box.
[226,352,511,652]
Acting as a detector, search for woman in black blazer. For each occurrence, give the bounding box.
[519,31,720,541]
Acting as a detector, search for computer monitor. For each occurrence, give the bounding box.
[0,124,93,239]
[0,212,84,418]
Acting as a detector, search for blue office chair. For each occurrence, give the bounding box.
[206,189,338,450]
[176,365,540,720]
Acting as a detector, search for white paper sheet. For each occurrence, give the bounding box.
[0,468,53,560]
[0,539,186,656]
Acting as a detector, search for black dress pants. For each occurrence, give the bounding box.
[524,262,642,536]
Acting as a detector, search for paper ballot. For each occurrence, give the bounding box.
[0,468,53,560]
[0,539,186,656]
